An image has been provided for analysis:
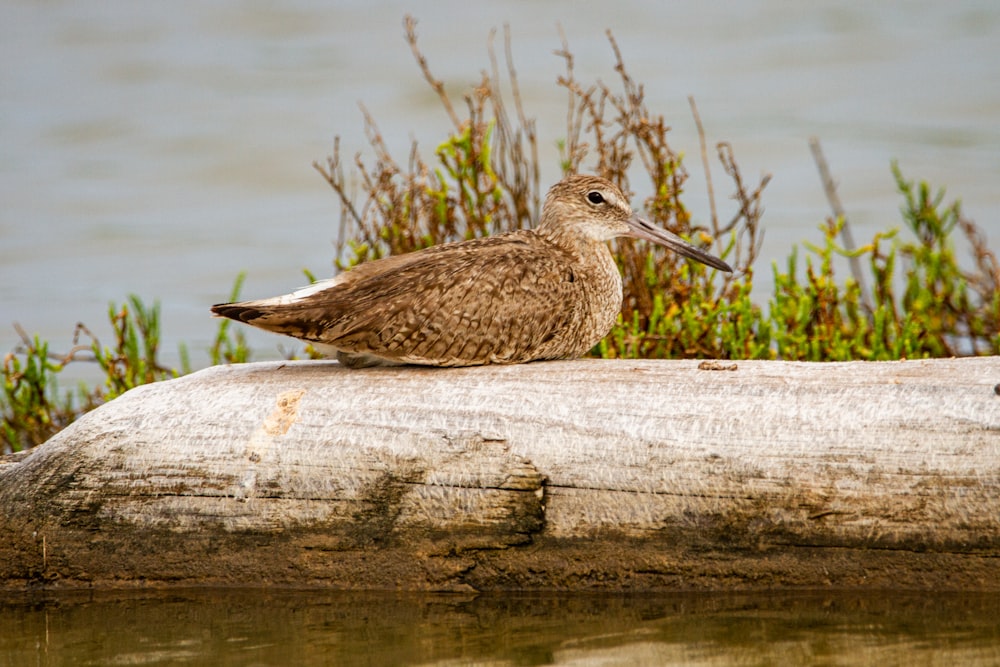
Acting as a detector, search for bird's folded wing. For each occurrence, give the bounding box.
[275,234,580,364]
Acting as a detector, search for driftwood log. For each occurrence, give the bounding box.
[1,357,998,591]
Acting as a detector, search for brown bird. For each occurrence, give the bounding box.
[211,174,731,368]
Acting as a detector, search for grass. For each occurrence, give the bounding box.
[3,20,998,453]
[3,296,178,450]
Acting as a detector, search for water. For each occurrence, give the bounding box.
[3,589,999,666]
[3,1,1000,372]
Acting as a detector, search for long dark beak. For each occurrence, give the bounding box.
[625,214,732,272]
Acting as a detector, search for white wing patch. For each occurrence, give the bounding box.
[254,276,345,306]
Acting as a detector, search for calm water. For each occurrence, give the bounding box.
[3,589,1000,666]
[2,1,1000,371]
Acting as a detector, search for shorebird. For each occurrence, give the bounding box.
[211,174,731,368]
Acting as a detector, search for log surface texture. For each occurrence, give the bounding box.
[1,357,998,591]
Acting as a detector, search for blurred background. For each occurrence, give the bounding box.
[3,0,998,370]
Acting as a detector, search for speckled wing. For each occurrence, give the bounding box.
[245,232,581,366]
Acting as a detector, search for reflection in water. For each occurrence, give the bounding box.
[3,590,999,666]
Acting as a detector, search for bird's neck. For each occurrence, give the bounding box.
[535,225,621,295]
[536,221,607,260]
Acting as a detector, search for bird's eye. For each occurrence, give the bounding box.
[586,191,605,205]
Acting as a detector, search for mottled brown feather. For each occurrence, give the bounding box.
[211,174,730,367]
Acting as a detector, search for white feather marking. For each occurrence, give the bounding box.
[253,276,345,306]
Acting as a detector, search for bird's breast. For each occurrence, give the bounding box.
[577,247,625,334]
[535,243,623,359]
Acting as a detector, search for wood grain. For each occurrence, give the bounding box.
[2,357,998,591]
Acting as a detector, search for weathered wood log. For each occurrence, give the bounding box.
[1,358,998,591]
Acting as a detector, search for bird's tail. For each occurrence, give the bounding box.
[210,277,343,338]
[210,301,268,324]
[212,290,344,342]
[209,300,306,337]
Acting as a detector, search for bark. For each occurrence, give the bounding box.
[1,357,998,591]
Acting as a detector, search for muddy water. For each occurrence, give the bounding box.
[3,589,999,666]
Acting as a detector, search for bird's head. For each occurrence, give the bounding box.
[537,174,732,272]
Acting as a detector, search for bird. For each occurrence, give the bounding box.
[211,174,732,368]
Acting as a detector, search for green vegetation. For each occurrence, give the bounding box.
[3,296,179,451]
[3,22,997,453]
